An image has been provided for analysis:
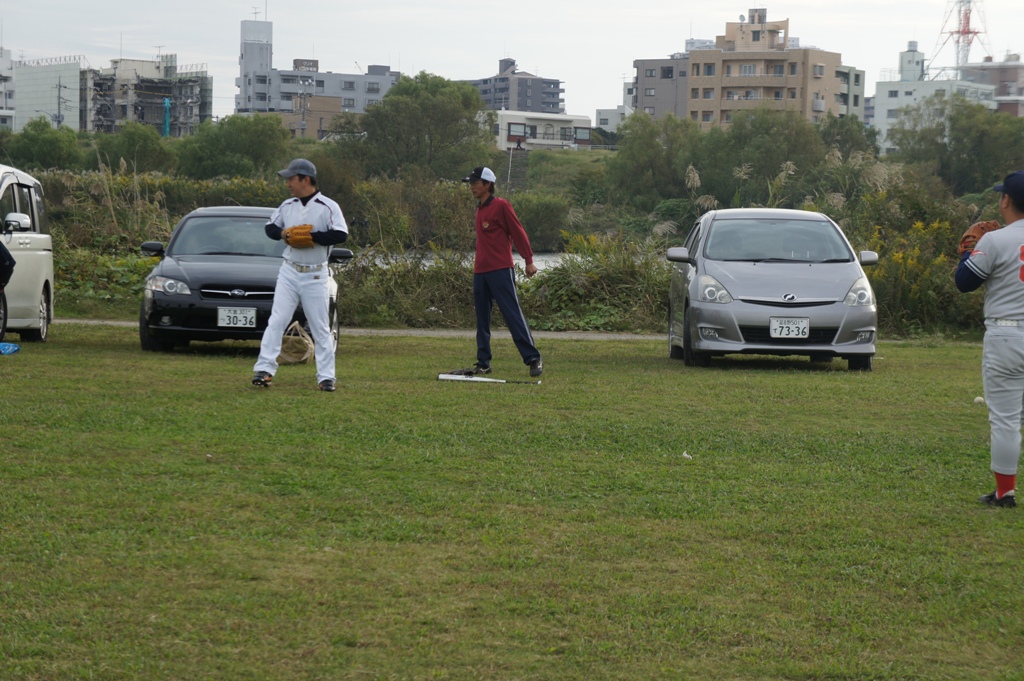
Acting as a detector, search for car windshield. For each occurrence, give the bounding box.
[167,216,284,257]
[703,218,853,263]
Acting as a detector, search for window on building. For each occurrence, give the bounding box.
[772,64,784,76]
[691,111,698,120]
[526,100,531,107]
[854,94,860,106]
[702,111,712,121]
[723,112,733,123]
[789,63,797,75]
[574,127,591,141]
[854,74,861,86]
[886,109,898,118]
[661,66,673,79]
[725,65,732,76]
[679,70,687,77]
[703,88,714,99]
[366,99,379,106]
[645,69,655,77]
[644,106,655,115]
[509,123,527,138]
[644,88,655,96]
[599,117,609,126]
[256,76,267,85]
[343,98,355,107]
[740,64,756,76]
[281,76,297,84]
[281,94,292,102]
[343,81,355,90]
[774,90,783,100]
[789,89,797,99]
[888,90,899,97]
[726,90,735,100]
[367,82,380,93]
[745,90,755,99]
[752,30,761,42]
[904,90,913,96]
[813,65,825,77]
[256,93,267,101]
[704,64,715,76]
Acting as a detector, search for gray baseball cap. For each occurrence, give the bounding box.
[278,158,317,179]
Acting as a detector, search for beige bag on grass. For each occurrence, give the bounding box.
[277,321,314,365]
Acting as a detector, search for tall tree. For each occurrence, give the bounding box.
[605,112,701,210]
[331,72,495,180]
[8,117,82,170]
[89,122,174,173]
[817,113,879,159]
[176,114,289,180]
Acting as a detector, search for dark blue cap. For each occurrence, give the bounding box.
[993,171,1024,203]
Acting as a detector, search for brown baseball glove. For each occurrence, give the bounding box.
[282,224,315,249]
[958,220,1002,257]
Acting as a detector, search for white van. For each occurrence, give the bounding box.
[0,164,54,342]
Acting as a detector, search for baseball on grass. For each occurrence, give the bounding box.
[974,396,985,405]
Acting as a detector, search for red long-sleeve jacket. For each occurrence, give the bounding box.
[473,195,534,274]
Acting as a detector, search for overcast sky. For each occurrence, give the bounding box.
[2,1,1019,122]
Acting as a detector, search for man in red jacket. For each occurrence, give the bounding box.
[459,166,543,377]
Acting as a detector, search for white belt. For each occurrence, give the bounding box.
[285,260,325,273]
[993,319,1021,327]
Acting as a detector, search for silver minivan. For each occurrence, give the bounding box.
[667,208,878,371]
[0,164,53,342]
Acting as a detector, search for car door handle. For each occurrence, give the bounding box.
[18,237,32,247]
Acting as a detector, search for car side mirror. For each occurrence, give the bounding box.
[666,246,692,264]
[4,212,32,232]
[329,247,354,264]
[141,241,165,257]
[858,251,878,266]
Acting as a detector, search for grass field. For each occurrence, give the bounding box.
[1,325,1021,679]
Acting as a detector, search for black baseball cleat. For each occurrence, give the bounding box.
[252,371,273,387]
[529,358,544,377]
[979,490,1016,508]
[318,379,336,392]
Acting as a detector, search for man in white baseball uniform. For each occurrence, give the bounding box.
[252,158,349,391]
[956,170,1024,507]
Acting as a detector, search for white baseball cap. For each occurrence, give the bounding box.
[462,166,496,183]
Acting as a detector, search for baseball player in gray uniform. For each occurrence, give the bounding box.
[252,159,349,392]
[956,170,1024,507]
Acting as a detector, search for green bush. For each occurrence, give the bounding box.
[508,191,570,252]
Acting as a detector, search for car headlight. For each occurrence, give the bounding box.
[146,276,191,295]
[698,274,733,304]
[843,276,874,307]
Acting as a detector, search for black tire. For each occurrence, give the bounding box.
[0,292,6,343]
[682,307,711,367]
[668,300,684,359]
[20,289,49,342]
[139,303,176,352]
[848,355,873,372]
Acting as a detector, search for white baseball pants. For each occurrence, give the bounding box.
[254,262,335,383]
[982,323,1024,475]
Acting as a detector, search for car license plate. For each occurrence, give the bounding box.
[769,317,809,338]
[218,307,257,328]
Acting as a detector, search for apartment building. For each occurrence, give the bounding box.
[873,41,996,154]
[961,53,1024,117]
[235,20,399,124]
[492,109,591,151]
[634,9,863,129]
[466,58,565,114]
[595,81,636,132]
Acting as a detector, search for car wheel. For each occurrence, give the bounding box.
[848,355,873,372]
[20,289,49,342]
[668,300,684,359]
[682,307,711,368]
[139,303,176,352]
[809,353,833,364]
[0,292,7,343]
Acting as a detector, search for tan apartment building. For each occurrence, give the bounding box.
[634,8,863,130]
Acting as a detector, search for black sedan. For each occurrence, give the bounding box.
[139,206,352,352]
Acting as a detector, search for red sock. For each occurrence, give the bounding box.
[995,473,1016,499]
